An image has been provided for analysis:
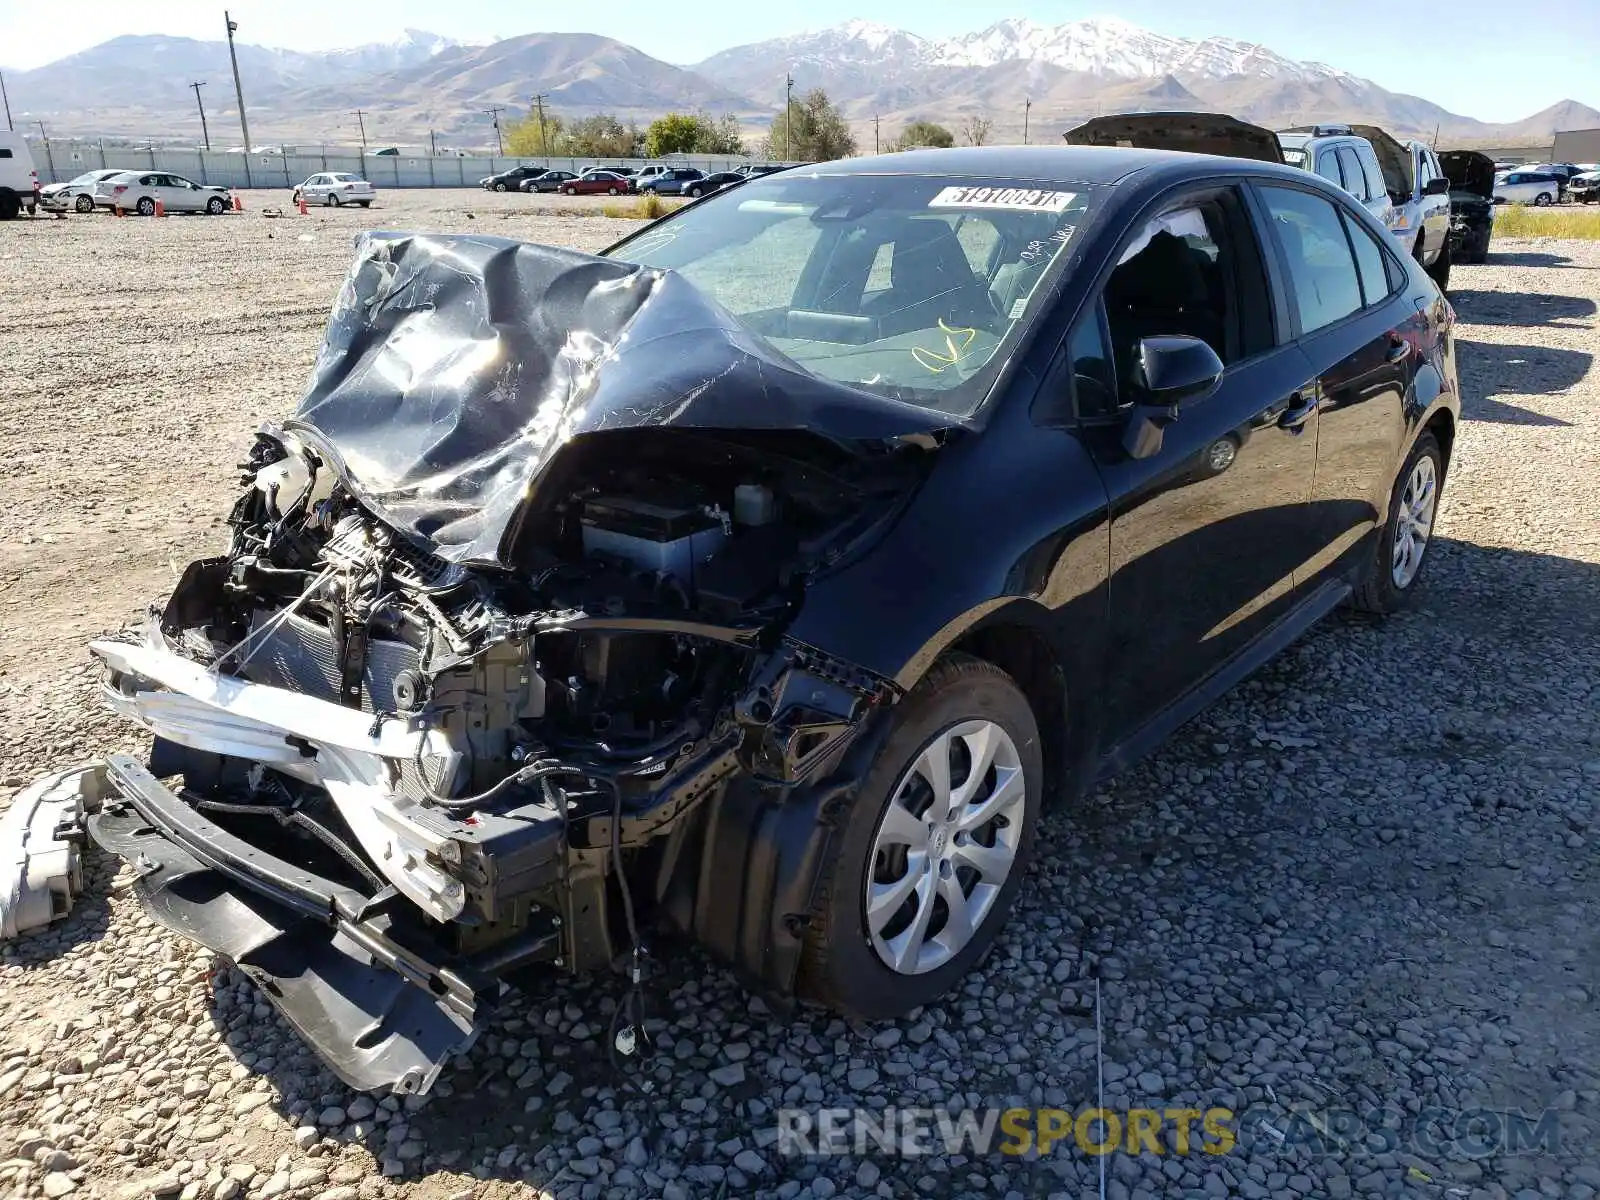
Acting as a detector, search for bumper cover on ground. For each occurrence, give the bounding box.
[88,754,484,1094]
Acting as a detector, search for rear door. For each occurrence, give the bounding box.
[1417,149,1450,256]
[1252,181,1419,590]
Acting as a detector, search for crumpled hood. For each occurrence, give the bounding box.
[1064,112,1284,164]
[1440,150,1496,199]
[290,232,958,569]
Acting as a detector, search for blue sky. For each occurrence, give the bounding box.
[2,0,1596,122]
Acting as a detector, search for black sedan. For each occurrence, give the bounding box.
[480,165,548,192]
[601,146,1460,1014]
[519,170,577,193]
[62,145,1460,1090]
[698,171,747,195]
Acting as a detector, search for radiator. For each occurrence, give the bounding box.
[243,610,421,713]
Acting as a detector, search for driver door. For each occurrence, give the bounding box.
[1073,185,1323,747]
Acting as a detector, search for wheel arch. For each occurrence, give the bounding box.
[946,619,1071,807]
[1423,405,1456,478]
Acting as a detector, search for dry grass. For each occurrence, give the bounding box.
[601,194,680,220]
[1493,204,1600,240]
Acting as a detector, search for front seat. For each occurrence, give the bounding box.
[1105,230,1224,389]
[863,220,998,337]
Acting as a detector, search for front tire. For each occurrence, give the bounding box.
[75,194,95,213]
[688,186,703,197]
[798,654,1042,1020]
[607,186,619,196]
[206,197,226,215]
[1426,243,1451,292]
[564,187,576,196]
[494,183,507,192]
[1352,431,1443,614]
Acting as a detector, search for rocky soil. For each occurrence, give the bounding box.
[0,194,1596,1200]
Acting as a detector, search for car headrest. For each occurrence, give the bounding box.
[1107,230,1209,308]
[887,220,981,294]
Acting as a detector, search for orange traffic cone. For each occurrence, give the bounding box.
[113,205,123,218]
[298,194,308,216]
[154,199,165,218]
[232,193,243,212]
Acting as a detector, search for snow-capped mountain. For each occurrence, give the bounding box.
[923,16,1350,83]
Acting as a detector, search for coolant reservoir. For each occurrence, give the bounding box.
[734,483,776,527]
[255,456,310,517]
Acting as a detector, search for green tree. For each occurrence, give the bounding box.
[645,113,704,158]
[505,109,565,157]
[763,89,856,162]
[895,120,954,150]
[698,113,746,155]
[565,113,640,159]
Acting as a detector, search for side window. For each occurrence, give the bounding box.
[1336,148,1367,200]
[1101,190,1275,402]
[1315,151,1343,187]
[1359,151,1388,204]
[1068,304,1118,418]
[1258,186,1364,335]
[1342,211,1394,307]
[0,149,13,159]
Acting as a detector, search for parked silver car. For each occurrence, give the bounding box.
[39,169,127,214]
[294,173,375,208]
[94,171,232,215]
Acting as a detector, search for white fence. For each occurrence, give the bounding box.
[31,143,771,190]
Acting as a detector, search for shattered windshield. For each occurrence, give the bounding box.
[606,173,1099,415]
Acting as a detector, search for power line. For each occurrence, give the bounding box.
[224,11,252,187]
[190,82,210,151]
[351,108,368,149]
[483,105,506,155]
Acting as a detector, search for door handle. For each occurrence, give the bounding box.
[1278,392,1316,431]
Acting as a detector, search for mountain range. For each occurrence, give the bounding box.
[6,18,1595,151]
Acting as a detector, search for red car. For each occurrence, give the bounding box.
[561,171,634,196]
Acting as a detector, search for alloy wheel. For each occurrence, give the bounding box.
[1391,454,1438,588]
[865,719,1026,975]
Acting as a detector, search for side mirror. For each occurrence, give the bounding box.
[1424,176,1450,195]
[1121,336,1225,460]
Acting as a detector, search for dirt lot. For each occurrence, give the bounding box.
[0,190,1596,1200]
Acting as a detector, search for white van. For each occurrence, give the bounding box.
[0,132,42,220]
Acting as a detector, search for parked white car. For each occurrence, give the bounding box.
[0,131,41,220]
[1493,169,1562,206]
[39,169,128,214]
[294,173,376,208]
[94,171,233,215]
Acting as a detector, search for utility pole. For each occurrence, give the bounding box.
[0,71,13,132]
[351,109,368,148]
[531,94,550,165]
[429,129,438,156]
[484,106,505,155]
[32,120,54,179]
[873,114,879,155]
[1024,97,1031,145]
[224,12,253,187]
[783,73,795,162]
[190,82,210,150]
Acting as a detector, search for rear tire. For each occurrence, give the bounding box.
[608,186,618,196]
[136,197,155,216]
[1535,192,1554,206]
[798,654,1042,1020]
[1352,431,1443,614]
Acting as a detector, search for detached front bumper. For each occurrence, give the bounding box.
[88,753,484,1094]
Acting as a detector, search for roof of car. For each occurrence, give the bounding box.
[791,144,1313,188]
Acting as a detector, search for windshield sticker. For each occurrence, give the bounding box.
[929,186,1076,212]
[1008,297,1028,320]
[911,319,979,374]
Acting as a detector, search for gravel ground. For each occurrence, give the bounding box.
[1,192,1597,1200]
